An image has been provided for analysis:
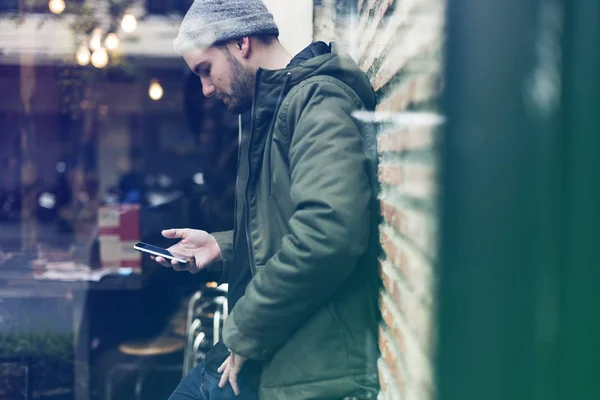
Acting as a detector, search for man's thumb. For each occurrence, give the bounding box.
[162,229,187,239]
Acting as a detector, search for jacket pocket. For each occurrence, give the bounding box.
[260,301,348,388]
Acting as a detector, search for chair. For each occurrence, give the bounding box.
[182,285,228,376]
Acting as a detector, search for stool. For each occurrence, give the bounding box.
[169,311,187,338]
[105,336,184,400]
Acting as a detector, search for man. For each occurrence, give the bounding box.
[157,0,381,399]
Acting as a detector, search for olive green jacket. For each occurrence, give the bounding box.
[212,43,380,400]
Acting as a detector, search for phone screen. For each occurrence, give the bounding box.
[133,242,189,263]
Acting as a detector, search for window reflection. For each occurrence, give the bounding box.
[0,3,241,398]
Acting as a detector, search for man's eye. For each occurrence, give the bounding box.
[203,68,210,76]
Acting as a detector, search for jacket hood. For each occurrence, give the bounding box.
[258,42,376,111]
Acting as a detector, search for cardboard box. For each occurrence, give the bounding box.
[98,204,141,271]
[98,236,121,270]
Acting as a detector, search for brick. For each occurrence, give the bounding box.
[381,262,431,352]
[371,14,444,92]
[403,164,436,198]
[370,41,410,92]
[413,72,442,104]
[374,72,440,110]
[375,77,416,111]
[379,289,406,352]
[380,232,409,279]
[378,124,437,153]
[378,358,401,400]
[381,232,402,277]
[380,264,402,311]
[377,360,389,394]
[357,0,367,14]
[380,199,436,255]
[356,0,379,42]
[378,326,404,396]
[379,163,436,198]
[362,2,445,71]
[360,0,422,71]
[380,293,434,397]
[356,0,395,62]
[378,163,404,187]
[382,260,434,356]
[381,227,434,305]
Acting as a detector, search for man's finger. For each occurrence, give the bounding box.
[229,372,240,396]
[162,229,188,239]
[217,356,229,373]
[172,262,187,272]
[155,256,170,267]
[218,364,229,389]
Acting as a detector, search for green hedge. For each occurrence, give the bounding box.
[0,332,74,395]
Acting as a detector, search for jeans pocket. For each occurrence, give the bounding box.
[204,369,259,400]
[200,368,211,400]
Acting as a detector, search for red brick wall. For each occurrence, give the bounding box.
[315,1,445,398]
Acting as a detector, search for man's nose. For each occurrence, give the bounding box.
[202,82,216,98]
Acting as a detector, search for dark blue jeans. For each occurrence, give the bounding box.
[168,361,259,400]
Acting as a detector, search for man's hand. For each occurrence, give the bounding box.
[217,350,248,396]
[153,229,221,273]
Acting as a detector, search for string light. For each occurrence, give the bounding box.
[104,33,120,50]
[76,46,91,66]
[48,0,65,15]
[91,48,109,68]
[121,14,137,33]
[148,79,164,101]
[89,28,103,51]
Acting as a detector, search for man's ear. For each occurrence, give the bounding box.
[238,37,251,59]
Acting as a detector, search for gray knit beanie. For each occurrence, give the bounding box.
[173,0,280,55]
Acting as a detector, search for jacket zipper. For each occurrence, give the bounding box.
[244,68,262,276]
[266,72,292,195]
[232,114,243,250]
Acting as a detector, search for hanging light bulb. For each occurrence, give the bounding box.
[121,14,137,33]
[91,48,109,68]
[76,46,91,66]
[104,33,120,50]
[89,28,103,51]
[48,0,65,15]
[148,79,163,101]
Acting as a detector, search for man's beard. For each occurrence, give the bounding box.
[219,49,255,114]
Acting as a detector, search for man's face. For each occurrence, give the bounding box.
[184,44,255,114]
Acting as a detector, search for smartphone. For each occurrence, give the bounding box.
[133,242,190,264]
